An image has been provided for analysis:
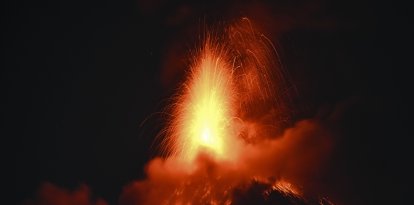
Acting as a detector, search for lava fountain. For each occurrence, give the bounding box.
[166,39,241,165]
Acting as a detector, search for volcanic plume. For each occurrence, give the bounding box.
[119,18,334,205]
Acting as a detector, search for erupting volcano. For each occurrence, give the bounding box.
[14,0,409,203]
[18,17,335,205]
[119,18,334,205]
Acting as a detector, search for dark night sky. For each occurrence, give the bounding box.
[6,0,412,204]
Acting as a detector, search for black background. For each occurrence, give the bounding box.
[6,0,412,204]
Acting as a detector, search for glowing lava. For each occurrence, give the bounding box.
[168,41,239,163]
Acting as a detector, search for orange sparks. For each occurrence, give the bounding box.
[168,41,240,164]
[272,179,301,197]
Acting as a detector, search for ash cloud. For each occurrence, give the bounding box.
[22,183,108,205]
[241,119,333,194]
[119,118,334,205]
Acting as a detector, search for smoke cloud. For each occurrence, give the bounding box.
[22,183,108,205]
[119,118,333,205]
[24,116,334,205]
